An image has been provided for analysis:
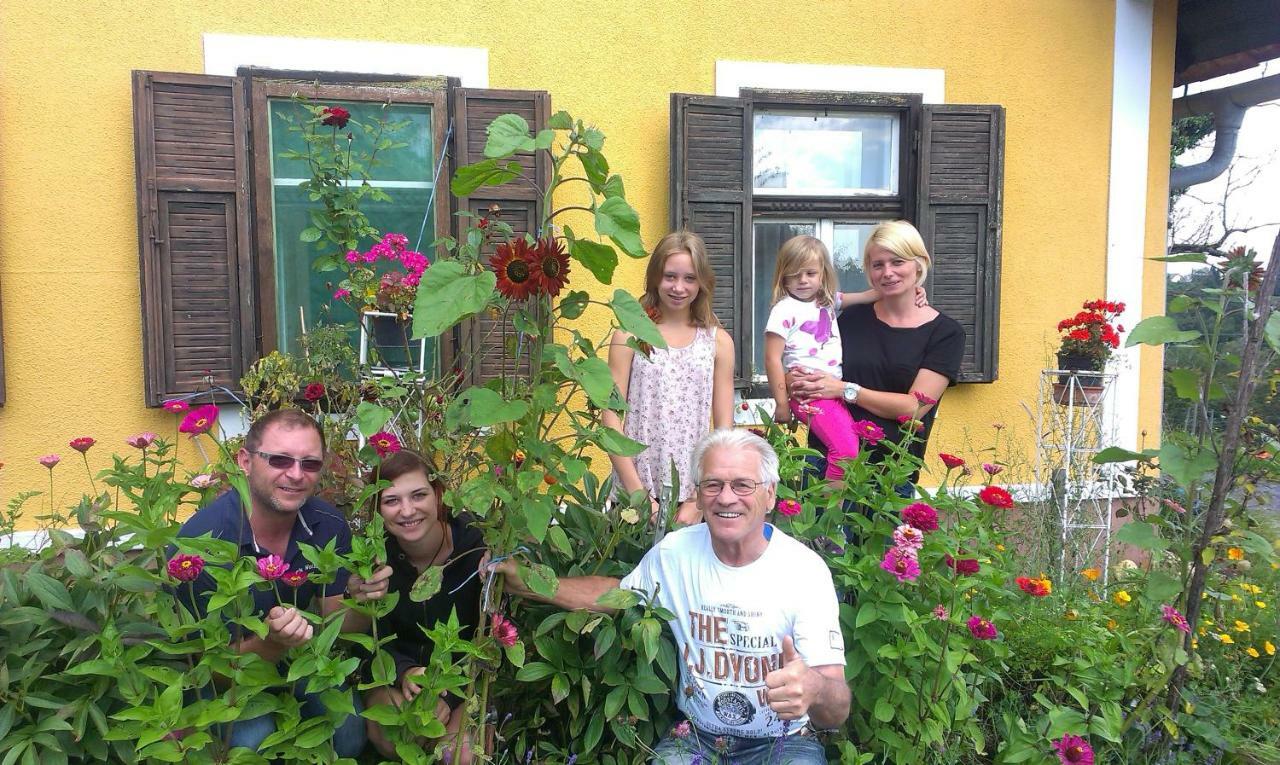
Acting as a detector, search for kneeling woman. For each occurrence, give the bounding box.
[363,451,486,762]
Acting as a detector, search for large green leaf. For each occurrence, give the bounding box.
[569,238,619,285]
[594,197,646,259]
[355,402,393,437]
[409,566,443,602]
[1150,252,1209,264]
[412,261,496,338]
[1166,368,1202,401]
[1265,310,1280,355]
[449,387,529,428]
[580,148,609,190]
[451,159,523,196]
[1158,440,1217,488]
[573,357,617,408]
[599,427,647,457]
[1115,520,1167,553]
[609,290,666,349]
[1139,569,1182,605]
[1125,315,1201,347]
[483,113,534,158]
[559,290,590,320]
[1092,446,1156,464]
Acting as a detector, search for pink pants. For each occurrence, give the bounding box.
[791,397,861,480]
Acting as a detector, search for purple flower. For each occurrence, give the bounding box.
[880,547,921,583]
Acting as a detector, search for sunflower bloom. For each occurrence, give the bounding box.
[492,238,538,300]
[527,237,571,297]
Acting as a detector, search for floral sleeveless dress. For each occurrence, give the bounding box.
[621,326,717,502]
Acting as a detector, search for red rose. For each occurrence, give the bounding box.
[303,382,326,402]
[321,106,351,128]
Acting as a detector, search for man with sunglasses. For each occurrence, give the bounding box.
[174,408,389,756]
[494,428,848,764]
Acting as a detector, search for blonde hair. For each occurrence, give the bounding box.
[640,231,719,328]
[770,235,838,307]
[863,220,931,285]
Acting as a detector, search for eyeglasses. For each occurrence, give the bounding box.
[254,451,324,473]
[696,478,764,497]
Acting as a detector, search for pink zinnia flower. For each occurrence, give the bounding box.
[69,437,96,453]
[1162,604,1190,634]
[126,432,157,449]
[38,454,61,469]
[190,474,218,489]
[492,613,519,647]
[776,499,802,517]
[939,453,965,469]
[912,391,938,406]
[369,431,401,458]
[978,485,1014,509]
[162,400,189,413]
[333,288,352,300]
[901,502,939,532]
[179,405,219,437]
[1054,734,1094,765]
[945,554,980,575]
[932,604,949,620]
[880,548,921,583]
[282,569,310,588]
[892,524,924,552]
[967,615,998,640]
[982,462,1003,476]
[167,553,205,582]
[851,420,885,445]
[256,554,289,581]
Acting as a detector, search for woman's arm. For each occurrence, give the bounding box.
[711,329,736,429]
[763,333,791,423]
[787,367,949,421]
[601,330,646,495]
[838,288,928,310]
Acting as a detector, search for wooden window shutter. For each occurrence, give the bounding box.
[132,71,255,406]
[449,87,551,386]
[916,104,1005,383]
[669,94,753,384]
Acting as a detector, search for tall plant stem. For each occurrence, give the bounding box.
[1166,227,1279,710]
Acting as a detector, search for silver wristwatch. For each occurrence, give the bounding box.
[842,382,861,403]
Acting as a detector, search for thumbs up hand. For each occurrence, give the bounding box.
[764,635,816,720]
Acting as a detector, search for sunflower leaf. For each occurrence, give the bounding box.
[412,260,496,338]
[483,114,534,158]
[594,197,646,259]
[569,238,618,285]
[451,159,523,196]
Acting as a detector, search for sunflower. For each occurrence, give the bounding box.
[527,237,571,297]
[492,238,537,300]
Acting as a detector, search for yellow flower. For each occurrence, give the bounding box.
[1081,568,1101,581]
[1198,626,1207,636]
[1191,638,1199,650]
[1064,609,1078,621]
[1272,562,1279,570]
[1247,647,1261,658]
[619,508,641,525]
[1234,620,1250,632]
[1227,547,1245,560]
[1256,601,1267,609]
[1219,633,1235,644]
[1232,594,1243,603]
[1265,641,1276,656]
[1114,590,1132,606]
[1107,619,1118,630]
[995,544,1006,552]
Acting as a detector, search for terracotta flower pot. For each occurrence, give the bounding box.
[1052,381,1104,407]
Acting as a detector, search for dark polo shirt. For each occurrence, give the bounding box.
[174,490,353,618]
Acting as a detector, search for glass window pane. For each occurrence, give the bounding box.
[268,98,436,370]
[832,223,879,294]
[753,111,899,196]
[751,221,817,376]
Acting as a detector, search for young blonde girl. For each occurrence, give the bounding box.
[764,235,891,480]
[603,231,735,526]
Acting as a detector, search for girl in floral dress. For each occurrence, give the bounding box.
[602,231,735,529]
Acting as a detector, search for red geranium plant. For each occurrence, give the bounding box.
[1056,298,1126,366]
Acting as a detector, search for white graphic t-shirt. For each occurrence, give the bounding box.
[619,524,845,738]
[764,295,844,377]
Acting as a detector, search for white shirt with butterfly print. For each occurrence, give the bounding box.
[764,294,844,377]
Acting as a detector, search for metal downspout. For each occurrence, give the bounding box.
[1170,73,1280,190]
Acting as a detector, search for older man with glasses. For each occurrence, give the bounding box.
[495,428,848,764]
[173,408,390,756]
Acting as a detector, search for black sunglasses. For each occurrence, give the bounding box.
[254,451,324,473]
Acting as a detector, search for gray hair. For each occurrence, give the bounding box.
[689,429,780,487]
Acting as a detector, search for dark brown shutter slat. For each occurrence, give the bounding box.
[449,88,550,387]
[917,104,1004,383]
[133,71,255,406]
[670,93,753,384]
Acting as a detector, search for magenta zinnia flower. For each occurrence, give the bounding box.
[167,553,205,582]
[125,432,157,449]
[932,604,949,620]
[256,554,289,581]
[901,502,939,532]
[179,405,219,437]
[282,569,310,588]
[945,554,981,575]
[1161,604,1190,634]
[162,399,189,414]
[912,390,938,406]
[967,615,998,640]
[981,462,1003,476]
[369,431,402,458]
[492,613,519,647]
[38,454,61,469]
[892,524,924,552]
[776,499,802,517]
[978,485,1014,509]
[1054,734,1094,765]
[880,548,921,583]
[69,437,96,453]
[851,420,885,445]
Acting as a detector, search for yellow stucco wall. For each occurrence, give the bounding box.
[0,1,1173,528]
